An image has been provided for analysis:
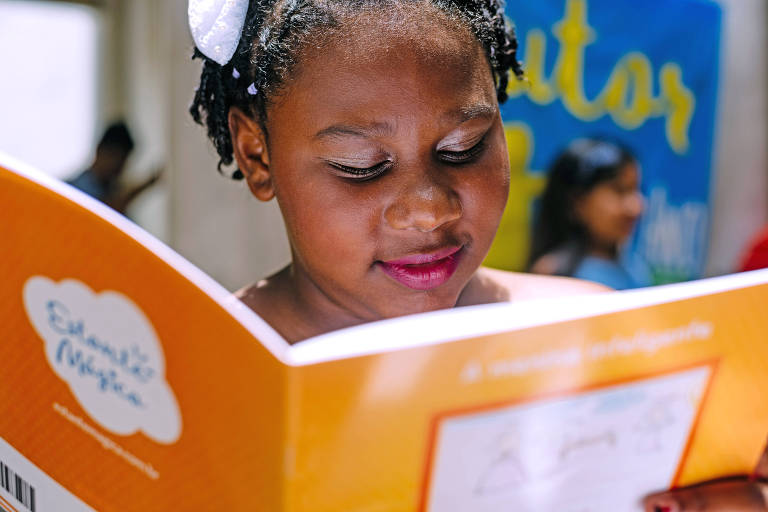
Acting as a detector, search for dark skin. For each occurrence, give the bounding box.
[231,18,604,342]
[227,13,767,509]
[643,480,767,511]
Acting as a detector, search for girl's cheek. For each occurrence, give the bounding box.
[486,161,512,204]
[462,171,508,225]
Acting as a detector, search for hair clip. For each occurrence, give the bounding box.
[247,83,259,95]
[232,67,240,79]
[188,0,249,66]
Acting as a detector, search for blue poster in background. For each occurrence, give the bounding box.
[485,0,722,283]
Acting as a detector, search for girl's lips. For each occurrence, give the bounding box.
[378,246,463,290]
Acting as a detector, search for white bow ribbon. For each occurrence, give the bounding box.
[188,0,250,66]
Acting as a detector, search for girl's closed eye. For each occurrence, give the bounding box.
[326,131,489,180]
[438,134,488,164]
[326,158,393,180]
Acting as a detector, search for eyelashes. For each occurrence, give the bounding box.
[438,136,487,164]
[329,160,393,181]
[328,136,488,181]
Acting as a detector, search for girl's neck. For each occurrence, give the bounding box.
[239,265,373,344]
[587,244,619,260]
[239,265,507,344]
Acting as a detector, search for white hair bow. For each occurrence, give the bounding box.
[188,0,249,66]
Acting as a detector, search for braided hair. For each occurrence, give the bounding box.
[189,0,524,178]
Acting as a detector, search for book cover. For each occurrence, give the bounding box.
[2,155,767,511]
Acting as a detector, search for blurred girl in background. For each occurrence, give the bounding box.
[528,138,649,290]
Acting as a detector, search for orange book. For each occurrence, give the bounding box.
[2,155,768,511]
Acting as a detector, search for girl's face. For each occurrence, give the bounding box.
[238,18,510,322]
[574,163,644,249]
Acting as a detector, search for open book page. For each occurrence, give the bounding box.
[278,276,768,511]
[3,156,768,511]
[426,366,710,511]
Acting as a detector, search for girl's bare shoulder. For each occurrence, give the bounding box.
[472,266,611,302]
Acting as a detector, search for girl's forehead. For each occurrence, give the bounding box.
[342,5,476,50]
[281,13,490,97]
[266,63,496,154]
[282,5,487,84]
[272,32,493,132]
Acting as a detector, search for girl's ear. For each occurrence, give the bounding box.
[229,107,274,201]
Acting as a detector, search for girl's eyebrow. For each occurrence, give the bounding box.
[313,103,496,141]
[314,121,394,141]
[450,103,497,123]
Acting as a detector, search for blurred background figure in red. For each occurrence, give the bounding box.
[739,225,768,272]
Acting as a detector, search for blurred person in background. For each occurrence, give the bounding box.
[67,121,161,215]
[739,224,768,272]
[527,138,649,290]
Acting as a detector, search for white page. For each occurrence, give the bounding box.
[427,366,710,512]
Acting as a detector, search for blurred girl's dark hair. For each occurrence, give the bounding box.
[527,138,636,276]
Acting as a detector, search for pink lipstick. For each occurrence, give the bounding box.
[378,246,462,290]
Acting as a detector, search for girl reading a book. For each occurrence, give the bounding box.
[188,0,767,509]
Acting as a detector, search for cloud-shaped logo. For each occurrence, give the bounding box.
[23,276,182,444]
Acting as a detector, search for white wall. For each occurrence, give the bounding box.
[706,0,768,275]
[120,0,171,243]
[0,1,99,178]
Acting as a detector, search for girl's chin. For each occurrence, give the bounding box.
[373,287,465,319]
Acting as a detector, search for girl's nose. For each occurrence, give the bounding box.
[384,176,462,232]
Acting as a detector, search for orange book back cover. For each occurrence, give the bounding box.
[1,160,290,511]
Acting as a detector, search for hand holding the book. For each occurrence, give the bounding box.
[644,479,768,511]
[645,450,768,511]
